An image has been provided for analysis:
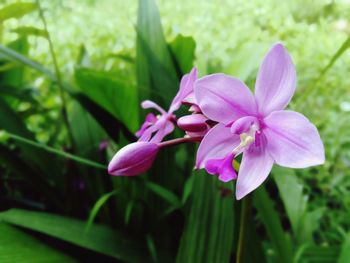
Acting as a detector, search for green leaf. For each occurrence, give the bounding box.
[0,223,76,263]
[136,0,178,102]
[181,174,195,204]
[254,186,293,263]
[273,167,325,244]
[337,234,350,263]
[85,190,119,232]
[226,42,267,81]
[169,34,196,74]
[72,93,136,142]
[11,26,48,38]
[145,181,181,207]
[75,67,139,132]
[320,37,350,77]
[0,44,56,81]
[0,209,149,262]
[177,171,234,263]
[0,37,29,88]
[0,2,37,22]
[273,167,307,240]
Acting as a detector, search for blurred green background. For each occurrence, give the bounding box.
[0,0,350,262]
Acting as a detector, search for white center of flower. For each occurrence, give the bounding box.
[232,124,259,154]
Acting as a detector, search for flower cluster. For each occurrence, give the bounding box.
[108,43,325,199]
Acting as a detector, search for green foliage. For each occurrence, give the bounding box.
[177,171,235,263]
[0,2,37,22]
[0,223,76,263]
[0,209,149,262]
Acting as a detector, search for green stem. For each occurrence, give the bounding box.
[36,0,75,148]
[236,195,253,263]
[7,132,106,170]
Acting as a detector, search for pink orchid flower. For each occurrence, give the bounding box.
[194,43,325,200]
[136,67,198,143]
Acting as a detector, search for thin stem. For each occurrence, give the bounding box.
[236,195,253,263]
[7,132,106,170]
[36,0,75,148]
[158,136,202,148]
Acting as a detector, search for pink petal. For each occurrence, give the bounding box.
[182,91,197,105]
[196,123,240,168]
[194,74,257,124]
[255,43,297,116]
[141,100,167,115]
[263,110,325,168]
[205,154,237,182]
[236,145,274,200]
[108,142,159,176]
[135,113,157,137]
[169,67,197,113]
[230,116,259,135]
[150,119,174,143]
[177,114,208,132]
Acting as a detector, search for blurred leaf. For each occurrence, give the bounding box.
[72,93,135,142]
[146,234,158,262]
[181,174,195,204]
[0,2,37,22]
[177,171,234,263]
[169,34,196,74]
[0,44,56,81]
[136,30,179,104]
[320,37,350,77]
[0,209,149,262]
[0,97,62,178]
[254,186,293,263]
[85,190,118,232]
[273,167,307,240]
[145,181,181,207]
[75,67,139,132]
[337,234,350,263]
[0,85,37,103]
[301,245,340,263]
[11,26,48,38]
[0,37,29,88]
[6,132,106,170]
[226,42,267,81]
[0,223,76,263]
[136,0,178,102]
[124,200,134,225]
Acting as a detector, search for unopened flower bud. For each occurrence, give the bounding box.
[108,142,159,176]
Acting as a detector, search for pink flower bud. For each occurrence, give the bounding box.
[108,142,159,176]
[177,114,209,132]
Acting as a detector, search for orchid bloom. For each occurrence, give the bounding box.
[136,67,197,143]
[194,43,325,200]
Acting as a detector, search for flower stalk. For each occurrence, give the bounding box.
[236,195,253,263]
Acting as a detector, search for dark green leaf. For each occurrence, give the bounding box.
[75,67,139,132]
[145,181,181,207]
[0,223,76,263]
[136,0,178,102]
[169,34,196,74]
[0,209,149,262]
[254,186,293,263]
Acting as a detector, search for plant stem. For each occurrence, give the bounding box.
[236,195,253,263]
[158,136,202,148]
[7,132,106,170]
[36,0,75,148]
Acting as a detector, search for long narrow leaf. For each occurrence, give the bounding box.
[0,209,149,262]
